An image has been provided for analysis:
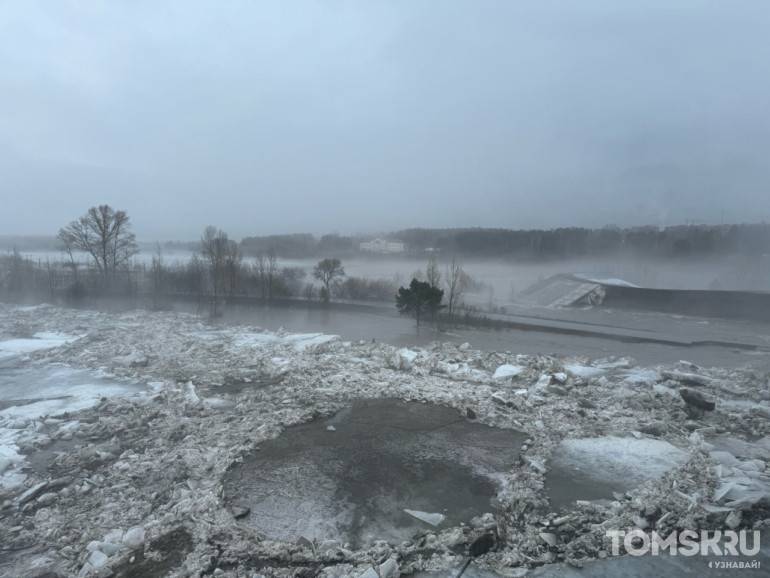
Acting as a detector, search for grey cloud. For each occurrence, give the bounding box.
[1,0,768,240]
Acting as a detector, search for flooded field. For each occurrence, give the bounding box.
[195,301,770,371]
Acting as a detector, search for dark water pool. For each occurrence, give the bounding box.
[224,398,526,548]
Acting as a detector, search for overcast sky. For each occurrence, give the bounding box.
[1,1,769,241]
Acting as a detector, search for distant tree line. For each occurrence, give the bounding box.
[394,223,770,259]
[244,223,770,260]
[240,233,357,259]
[9,222,770,262]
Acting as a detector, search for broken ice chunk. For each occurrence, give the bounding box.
[564,364,605,378]
[397,348,418,363]
[701,503,733,514]
[493,364,524,380]
[621,369,663,386]
[596,358,633,369]
[202,397,236,410]
[404,509,446,526]
[358,567,379,578]
[529,374,552,395]
[709,451,740,467]
[679,388,715,411]
[122,526,145,549]
[184,381,200,404]
[713,482,735,503]
[539,532,557,547]
[663,370,717,387]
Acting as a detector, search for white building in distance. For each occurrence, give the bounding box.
[359,239,406,253]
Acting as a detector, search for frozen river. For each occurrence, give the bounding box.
[0,302,768,577]
[1,300,767,495]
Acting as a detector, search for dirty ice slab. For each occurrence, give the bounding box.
[546,436,690,510]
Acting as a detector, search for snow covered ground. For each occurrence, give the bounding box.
[0,303,768,577]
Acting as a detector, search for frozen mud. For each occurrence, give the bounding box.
[0,303,768,577]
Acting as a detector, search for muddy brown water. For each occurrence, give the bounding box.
[224,398,527,548]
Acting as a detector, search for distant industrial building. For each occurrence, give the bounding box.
[359,239,406,253]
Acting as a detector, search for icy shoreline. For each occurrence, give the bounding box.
[0,303,768,577]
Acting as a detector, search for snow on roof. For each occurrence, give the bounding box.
[572,274,641,288]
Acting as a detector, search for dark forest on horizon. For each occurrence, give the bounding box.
[3,222,770,261]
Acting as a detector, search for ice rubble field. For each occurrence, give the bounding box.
[0,303,768,577]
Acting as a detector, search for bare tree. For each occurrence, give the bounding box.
[252,256,266,299]
[224,239,242,298]
[200,226,230,315]
[6,246,24,291]
[185,254,205,296]
[302,282,317,302]
[426,255,442,288]
[445,256,467,317]
[57,205,138,280]
[312,258,345,302]
[150,243,165,293]
[58,234,81,287]
[147,243,168,308]
[252,248,279,300]
[280,266,307,296]
[44,258,60,298]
